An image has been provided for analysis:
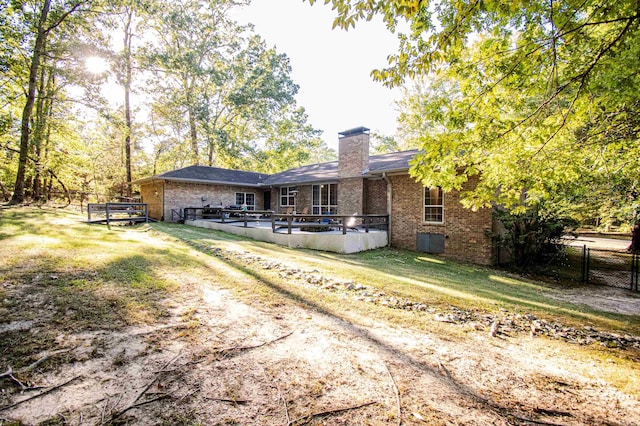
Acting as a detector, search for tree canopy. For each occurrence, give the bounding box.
[1,0,334,205]
[314,0,640,226]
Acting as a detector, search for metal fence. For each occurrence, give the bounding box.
[508,244,639,291]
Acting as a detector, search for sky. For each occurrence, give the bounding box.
[232,0,403,151]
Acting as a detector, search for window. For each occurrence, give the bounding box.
[423,187,443,223]
[280,186,296,207]
[312,183,337,215]
[235,192,255,210]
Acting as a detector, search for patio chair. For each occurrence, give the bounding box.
[277,207,294,221]
[298,207,309,222]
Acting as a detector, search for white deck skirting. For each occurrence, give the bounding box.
[187,219,388,254]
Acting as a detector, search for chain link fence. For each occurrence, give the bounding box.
[583,247,638,290]
[496,244,639,291]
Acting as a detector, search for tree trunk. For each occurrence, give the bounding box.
[32,55,50,201]
[46,174,53,200]
[48,169,71,207]
[123,7,133,198]
[207,137,215,166]
[0,180,11,201]
[10,0,51,205]
[41,73,55,200]
[186,84,199,165]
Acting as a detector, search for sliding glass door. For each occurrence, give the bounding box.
[312,183,337,215]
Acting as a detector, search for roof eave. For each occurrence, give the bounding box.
[265,177,339,186]
[364,167,410,176]
[135,176,263,187]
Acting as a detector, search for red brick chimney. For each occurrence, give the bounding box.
[337,126,370,215]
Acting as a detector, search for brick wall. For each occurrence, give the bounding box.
[337,131,370,215]
[338,132,369,179]
[364,178,387,214]
[389,174,493,265]
[274,184,313,214]
[338,178,364,215]
[163,181,263,222]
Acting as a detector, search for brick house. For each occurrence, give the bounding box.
[134,127,494,264]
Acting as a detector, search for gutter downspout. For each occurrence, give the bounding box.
[383,172,392,247]
[162,180,166,222]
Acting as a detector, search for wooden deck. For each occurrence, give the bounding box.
[182,207,388,235]
[183,208,389,254]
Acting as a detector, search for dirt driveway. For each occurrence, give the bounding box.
[564,235,631,251]
[1,221,639,425]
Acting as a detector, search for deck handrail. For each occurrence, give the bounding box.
[182,207,389,235]
[171,209,184,223]
[87,202,148,225]
[183,207,274,227]
[272,214,389,235]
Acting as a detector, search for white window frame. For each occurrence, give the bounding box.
[280,186,296,207]
[312,183,337,215]
[235,192,255,210]
[423,186,444,224]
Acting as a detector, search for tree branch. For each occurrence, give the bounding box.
[287,401,377,426]
[532,14,637,157]
[44,1,87,34]
[0,375,81,412]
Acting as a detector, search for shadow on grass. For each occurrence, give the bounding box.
[158,222,640,331]
[178,237,601,425]
[1,250,175,333]
[323,248,640,328]
[0,206,114,243]
[50,254,174,331]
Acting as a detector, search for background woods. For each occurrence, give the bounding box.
[2,0,638,243]
[0,0,331,205]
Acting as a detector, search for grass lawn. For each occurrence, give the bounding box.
[156,219,640,337]
[1,206,639,425]
[2,206,638,339]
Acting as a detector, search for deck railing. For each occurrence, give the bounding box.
[87,202,149,225]
[183,207,389,235]
[183,207,275,228]
[272,214,389,235]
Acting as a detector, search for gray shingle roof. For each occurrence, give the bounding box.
[367,150,420,174]
[263,161,339,185]
[133,165,268,186]
[133,150,419,187]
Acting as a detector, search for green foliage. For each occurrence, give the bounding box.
[369,132,419,154]
[247,107,335,173]
[315,0,640,228]
[491,206,578,269]
[142,0,323,173]
[1,0,329,203]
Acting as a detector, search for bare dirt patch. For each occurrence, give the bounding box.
[548,285,640,316]
[1,224,639,425]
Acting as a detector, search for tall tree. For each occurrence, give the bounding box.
[145,0,312,171]
[314,0,640,223]
[248,107,334,173]
[144,0,247,166]
[122,5,134,197]
[8,0,88,204]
